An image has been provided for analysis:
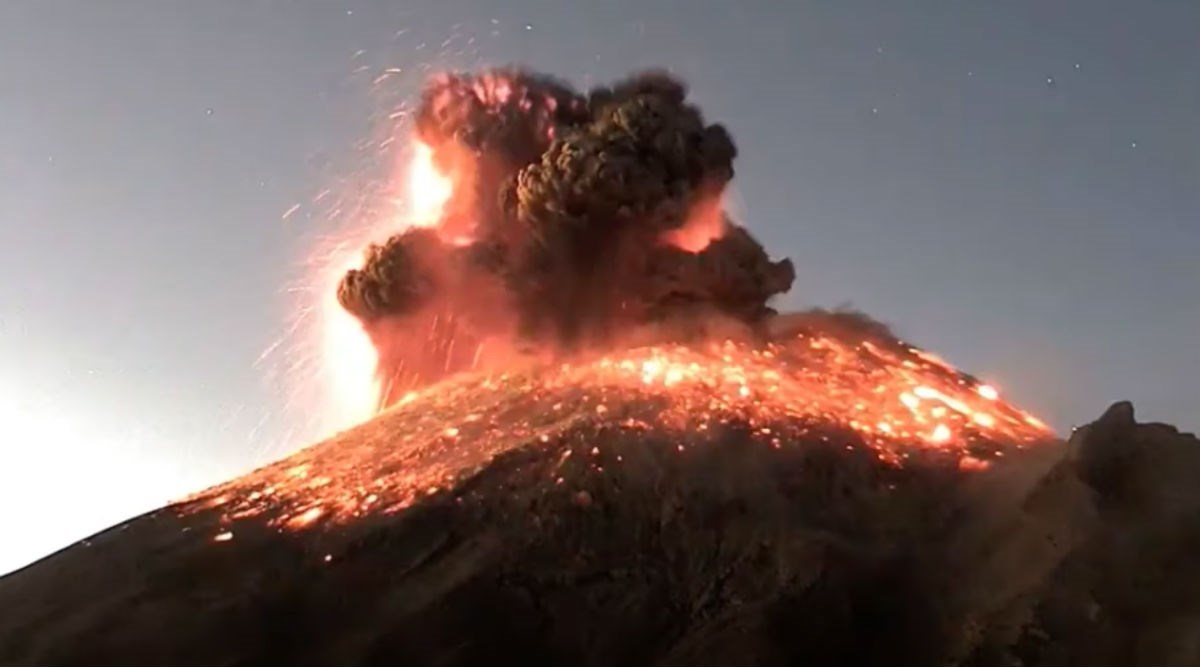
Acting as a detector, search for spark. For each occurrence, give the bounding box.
[286,506,325,529]
[320,250,381,429]
[930,424,953,444]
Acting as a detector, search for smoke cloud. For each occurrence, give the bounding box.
[337,67,795,402]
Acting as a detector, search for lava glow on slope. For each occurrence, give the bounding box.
[191,329,1052,541]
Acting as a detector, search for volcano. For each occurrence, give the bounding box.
[2,311,1199,666]
[5,66,1197,666]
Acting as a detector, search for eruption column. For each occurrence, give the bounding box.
[334,67,796,408]
[316,142,462,429]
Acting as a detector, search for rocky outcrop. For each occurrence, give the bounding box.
[978,402,1200,666]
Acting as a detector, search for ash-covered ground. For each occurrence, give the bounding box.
[2,68,1197,666]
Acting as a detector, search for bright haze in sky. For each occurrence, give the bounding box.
[0,1,1196,575]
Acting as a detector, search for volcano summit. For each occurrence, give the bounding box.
[1,68,1198,666]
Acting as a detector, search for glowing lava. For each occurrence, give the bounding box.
[194,329,1054,537]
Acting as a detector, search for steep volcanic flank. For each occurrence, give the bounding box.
[192,311,1050,534]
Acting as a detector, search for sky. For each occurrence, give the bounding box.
[0,0,1196,574]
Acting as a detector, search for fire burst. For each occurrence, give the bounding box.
[319,252,381,428]
[302,142,455,436]
[406,142,453,223]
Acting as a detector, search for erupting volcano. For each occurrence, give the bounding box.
[333,68,796,410]
[3,68,1199,667]
[194,317,1051,536]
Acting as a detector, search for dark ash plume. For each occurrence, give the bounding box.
[337,67,795,403]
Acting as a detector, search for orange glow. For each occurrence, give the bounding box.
[191,330,1054,535]
[407,142,452,224]
[311,142,460,435]
[662,194,727,253]
[285,506,325,529]
[320,251,382,430]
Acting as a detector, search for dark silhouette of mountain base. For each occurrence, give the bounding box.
[1,356,1197,666]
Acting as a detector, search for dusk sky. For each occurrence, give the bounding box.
[1,1,1196,574]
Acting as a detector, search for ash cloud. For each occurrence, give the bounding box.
[337,67,795,401]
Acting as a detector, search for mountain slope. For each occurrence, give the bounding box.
[1,319,1196,666]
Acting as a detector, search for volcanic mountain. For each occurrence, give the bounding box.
[5,66,1197,666]
[2,310,1198,666]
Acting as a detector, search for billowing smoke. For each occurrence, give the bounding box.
[337,67,795,404]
